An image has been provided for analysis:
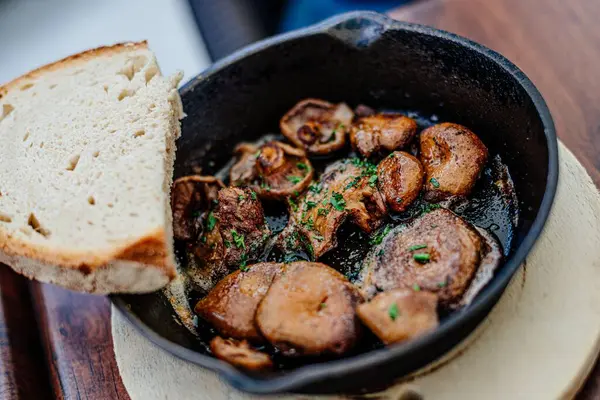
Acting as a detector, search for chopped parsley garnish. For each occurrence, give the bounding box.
[388,303,399,321]
[413,284,421,291]
[408,244,427,251]
[377,249,384,257]
[289,198,299,212]
[370,225,391,245]
[206,211,216,231]
[231,229,246,250]
[313,234,324,242]
[293,190,299,197]
[368,175,378,187]
[413,253,430,263]
[301,217,315,230]
[309,182,322,194]
[239,254,249,271]
[238,194,245,201]
[396,197,403,204]
[200,236,207,243]
[254,150,261,158]
[192,210,201,217]
[299,234,314,259]
[224,240,232,248]
[260,181,271,191]
[430,177,440,188]
[437,281,447,288]
[287,175,302,184]
[422,203,441,214]
[296,162,309,171]
[317,207,329,216]
[331,123,345,135]
[319,302,327,310]
[345,176,361,190]
[330,192,346,211]
[305,201,317,210]
[250,191,257,200]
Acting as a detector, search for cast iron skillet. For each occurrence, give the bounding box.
[112,11,558,395]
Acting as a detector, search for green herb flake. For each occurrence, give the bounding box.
[317,207,329,217]
[224,240,232,248]
[287,175,302,184]
[206,211,217,231]
[396,197,403,204]
[430,177,440,188]
[297,162,309,171]
[309,182,322,194]
[368,175,378,187]
[239,254,249,271]
[413,253,430,263]
[200,236,207,243]
[289,198,299,212]
[422,203,442,214]
[302,217,315,230]
[254,150,261,158]
[192,210,201,217]
[238,194,245,201]
[413,284,421,292]
[408,244,427,252]
[330,192,346,211]
[293,190,300,197]
[319,302,327,310]
[388,303,400,321]
[250,191,257,200]
[313,234,324,242]
[212,199,219,206]
[377,249,385,257]
[437,281,447,288]
[345,176,361,190]
[370,225,392,245]
[231,229,246,250]
[260,181,271,191]
[305,201,317,210]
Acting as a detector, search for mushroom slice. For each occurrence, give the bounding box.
[356,288,439,345]
[280,98,354,155]
[359,208,500,308]
[171,175,224,241]
[230,141,314,200]
[256,262,363,356]
[186,187,271,291]
[377,151,424,212]
[210,337,273,371]
[195,263,284,342]
[420,123,488,202]
[350,113,418,157]
[284,158,386,259]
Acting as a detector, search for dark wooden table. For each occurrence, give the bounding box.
[1,0,599,398]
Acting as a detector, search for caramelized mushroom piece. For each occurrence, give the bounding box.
[420,123,488,202]
[359,209,500,307]
[186,187,271,291]
[171,175,224,241]
[256,262,363,356]
[230,141,314,200]
[210,337,273,370]
[377,151,424,212]
[356,289,439,345]
[195,263,284,342]
[350,113,418,158]
[284,158,386,259]
[280,98,354,155]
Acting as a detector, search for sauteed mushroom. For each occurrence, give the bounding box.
[284,158,386,258]
[195,263,284,342]
[171,175,224,241]
[256,262,363,356]
[356,288,439,345]
[350,113,418,158]
[359,208,500,307]
[210,337,273,370]
[420,123,488,202]
[230,141,314,200]
[377,151,424,212]
[280,98,354,155]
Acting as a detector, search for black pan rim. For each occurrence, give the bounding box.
[111,10,559,394]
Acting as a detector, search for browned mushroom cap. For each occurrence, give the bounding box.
[280,98,354,155]
[359,209,495,307]
[171,175,225,241]
[230,141,314,200]
[186,187,271,291]
[256,262,363,356]
[377,152,424,212]
[420,123,488,202]
[210,337,273,370]
[195,263,284,342]
[285,158,386,259]
[356,289,439,345]
[350,113,418,158]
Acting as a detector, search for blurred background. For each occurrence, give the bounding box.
[0,0,412,85]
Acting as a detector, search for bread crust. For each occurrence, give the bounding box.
[0,41,178,293]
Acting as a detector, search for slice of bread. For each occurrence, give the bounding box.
[0,42,184,293]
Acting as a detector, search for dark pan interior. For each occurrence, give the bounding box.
[113,12,557,394]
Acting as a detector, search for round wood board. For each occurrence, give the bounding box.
[112,142,600,399]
